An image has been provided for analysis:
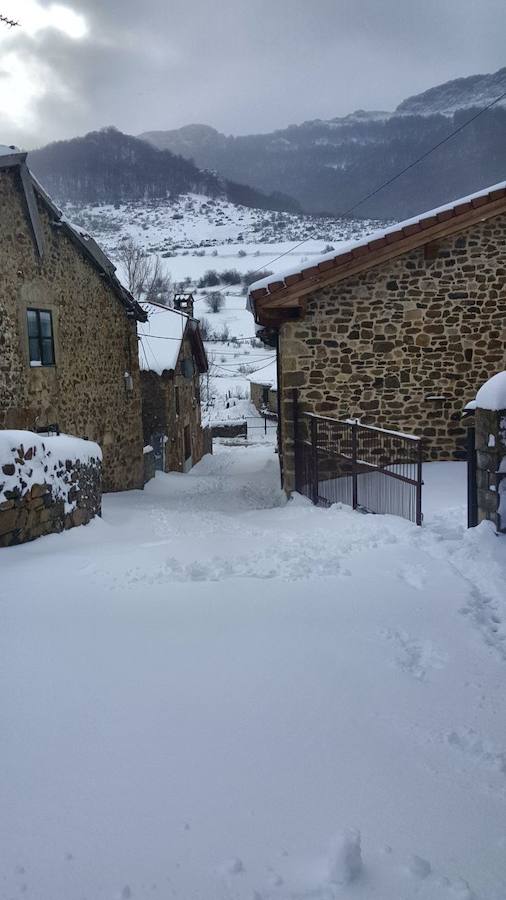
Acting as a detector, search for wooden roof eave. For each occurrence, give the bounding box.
[253,194,506,324]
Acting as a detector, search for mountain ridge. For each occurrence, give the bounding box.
[27,128,302,214]
[139,66,506,219]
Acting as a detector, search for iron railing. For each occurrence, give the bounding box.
[293,397,423,525]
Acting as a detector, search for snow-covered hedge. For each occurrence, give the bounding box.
[0,431,102,547]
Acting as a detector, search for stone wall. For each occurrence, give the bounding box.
[0,431,101,547]
[278,215,506,492]
[250,381,278,415]
[0,167,144,492]
[474,407,506,533]
[140,334,211,473]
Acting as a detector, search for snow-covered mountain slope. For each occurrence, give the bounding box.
[140,67,506,219]
[396,66,506,117]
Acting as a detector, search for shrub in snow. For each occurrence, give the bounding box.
[198,269,220,288]
[327,828,363,885]
[220,268,242,285]
[205,291,225,314]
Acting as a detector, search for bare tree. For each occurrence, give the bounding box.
[200,353,219,410]
[0,14,19,26]
[117,238,173,306]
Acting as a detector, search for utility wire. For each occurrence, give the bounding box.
[251,88,506,276]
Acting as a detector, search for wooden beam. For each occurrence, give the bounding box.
[20,163,45,259]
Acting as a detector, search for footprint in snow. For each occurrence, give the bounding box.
[398,563,427,591]
[384,629,447,680]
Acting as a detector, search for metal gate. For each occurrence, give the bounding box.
[293,397,423,525]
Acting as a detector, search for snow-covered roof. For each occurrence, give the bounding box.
[138,303,189,375]
[248,359,277,390]
[248,179,506,307]
[0,144,21,156]
[475,372,506,411]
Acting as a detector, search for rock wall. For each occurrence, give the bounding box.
[0,431,101,547]
[278,215,506,492]
[250,381,278,415]
[0,167,144,492]
[475,407,506,533]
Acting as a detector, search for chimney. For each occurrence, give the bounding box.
[174,292,194,318]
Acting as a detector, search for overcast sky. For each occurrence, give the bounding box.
[1,0,505,149]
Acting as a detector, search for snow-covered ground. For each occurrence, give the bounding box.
[2,445,506,900]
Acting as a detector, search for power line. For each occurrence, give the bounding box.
[251,88,506,276]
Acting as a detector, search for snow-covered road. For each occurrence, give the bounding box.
[2,444,506,900]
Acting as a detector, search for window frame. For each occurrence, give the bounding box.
[26,308,56,368]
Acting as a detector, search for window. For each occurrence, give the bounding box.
[175,386,180,417]
[27,309,55,367]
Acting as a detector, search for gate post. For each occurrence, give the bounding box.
[416,439,423,526]
[351,424,358,510]
[310,416,319,505]
[466,426,478,529]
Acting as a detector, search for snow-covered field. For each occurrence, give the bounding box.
[2,444,506,900]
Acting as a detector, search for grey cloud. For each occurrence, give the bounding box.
[2,0,506,148]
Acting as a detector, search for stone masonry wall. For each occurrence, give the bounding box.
[0,167,144,492]
[279,215,506,492]
[474,407,506,533]
[250,381,278,415]
[0,432,101,547]
[141,334,211,473]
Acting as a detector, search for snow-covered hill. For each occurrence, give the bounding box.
[397,66,506,117]
[63,194,385,424]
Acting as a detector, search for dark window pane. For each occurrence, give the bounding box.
[41,338,54,366]
[27,310,40,339]
[29,337,41,363]
[39,311,53,338]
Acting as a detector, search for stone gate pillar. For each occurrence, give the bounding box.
[474,372,506,534]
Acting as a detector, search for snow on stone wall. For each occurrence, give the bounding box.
[0,430,102,547]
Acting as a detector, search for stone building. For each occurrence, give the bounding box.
[0,146,147,492]
[249,360,278,416]
[139,302,211,473]
[248,181,506,493]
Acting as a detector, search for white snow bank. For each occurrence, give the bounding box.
[475,371,506,411]
[248,178,506,298]
[138,302,187,374]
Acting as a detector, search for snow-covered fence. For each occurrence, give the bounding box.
[473,373,506,534]
[0,431,102,547]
